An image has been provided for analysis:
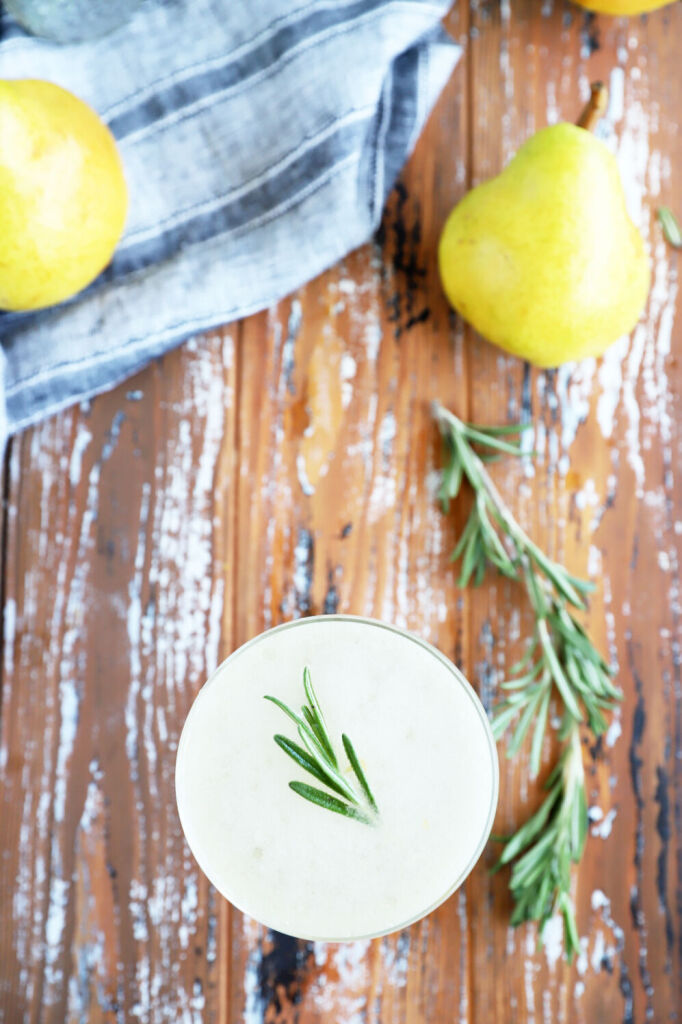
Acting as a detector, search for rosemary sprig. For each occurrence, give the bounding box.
[264,667,379,826]
[433,401,620,961]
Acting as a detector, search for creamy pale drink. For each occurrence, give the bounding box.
[175,616,498,941]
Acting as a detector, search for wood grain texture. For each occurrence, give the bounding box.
[1,1,681,1022]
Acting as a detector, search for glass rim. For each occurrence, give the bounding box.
[175,614,500,942]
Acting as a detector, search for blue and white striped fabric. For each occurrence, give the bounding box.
[0,0,459,442]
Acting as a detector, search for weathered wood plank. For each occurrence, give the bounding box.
[0,335,237,1022]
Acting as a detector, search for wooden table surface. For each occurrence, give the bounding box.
[1,2,681,1021]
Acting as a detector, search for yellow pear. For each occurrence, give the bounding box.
[573,0,674,14]
[0,79,127,312]
[438,123,649,367]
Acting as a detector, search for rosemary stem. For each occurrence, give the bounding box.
[564,724,585,799]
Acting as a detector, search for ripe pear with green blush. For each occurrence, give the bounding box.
[574,0,674,14]
[438,122,650,367]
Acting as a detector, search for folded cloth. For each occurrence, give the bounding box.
[0,0,459,444]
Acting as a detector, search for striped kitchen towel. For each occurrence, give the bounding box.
[0,0,459,443]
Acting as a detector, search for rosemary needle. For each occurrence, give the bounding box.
[658,206,682,249]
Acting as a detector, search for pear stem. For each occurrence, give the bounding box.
[577,82,609,133]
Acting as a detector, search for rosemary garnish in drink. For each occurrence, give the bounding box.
[265,667,379,826]
[433,401,620,961]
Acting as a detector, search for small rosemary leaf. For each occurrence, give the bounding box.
[584,652,619,689]
[462,424,529,456]
[474,495,495,541]
[497,784,562,865]
[437,476,452,513]
[544,753,566,789]
[451,429,482,489]
[501,686,540,707]
[509,639,539,677]
[469,422,533,437]
[563,573,595,595]
[451,508,478,562]
[556,606,588,637]
[571,782,588,860]
[491,703,522,739]
[600,675,623,702]
[577,682,613,734]
[564,645,606,690]
[531,552,586,609]
[487,542,516,579]
[511,900,533,926]
[264,695,308,732]
[584,702,608,737]
[509,838,555,891]
[593,694,618,710]
[458,526,484,588]
[529,685,551,778]
[273,735,342,792]
[557,608,606,664]
[481,440,523,457]
[448,458,463,500]
[563,655,593,697]
[297,725,357,802]
[589,670,621,707]
[530,871,555,924]
[525,564,549,619]
[582,656,620,698]
[501,662,545,690]
[302,669,327,725]
[558,891,581,962]
[296,715,331,763]
[478,499,515,575]
[550,613,603,664]
[512,848,553,893]
[488,549,517,579]
[658,206,682,248]
[438,456,463,510]
[302,704,330,752]
[507,889,533,920]
[540,631,583,722]
[506,686,545,759]
[302,667,338,767]
[301,704,318,728]
[289,782,372,824]
[558,709,577,741]
[474,558,487,587]
[509,830,556,887]
[342,733,378,812]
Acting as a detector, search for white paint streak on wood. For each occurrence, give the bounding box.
[242,917,266,1024]
[542,915,564,971]
[457,888,469,1024]
[68,423,93,489]
[309,941,371,1023]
